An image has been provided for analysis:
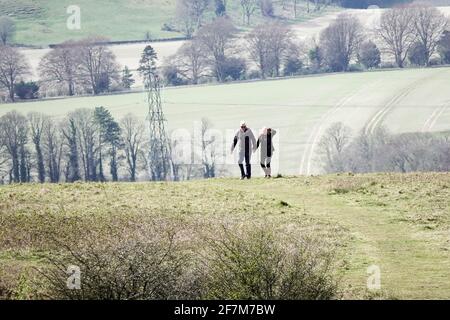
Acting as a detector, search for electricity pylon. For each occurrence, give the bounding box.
[142,56,173,181]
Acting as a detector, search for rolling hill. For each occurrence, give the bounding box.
[1,67,450,175]
[1,0,339,47]
[1,173,449,299]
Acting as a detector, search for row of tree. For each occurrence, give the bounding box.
[0,109,220,184]
[319,122,450,174]
[2,5,449,101]
[0,37,131,102]
[164,4,450,86]
[174,0,337,38]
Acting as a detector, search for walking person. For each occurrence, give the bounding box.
[256,127,277,178]
[231,121,257,180]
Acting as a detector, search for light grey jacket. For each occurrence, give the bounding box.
[231,128,257,153]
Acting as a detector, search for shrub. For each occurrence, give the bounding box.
[247,70,261,80]
[202,225,340,300]
[438,30,450,64]
[408,42,428,66]
[284,57,303,76]
[221,57,247,81]
[357,41,381,69]
[260,0,275,17]
[348,63,364,72]
[14,81,39,99]
[40,221,197,300]
[163,65,185,86]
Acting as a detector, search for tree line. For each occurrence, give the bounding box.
[0,109,221,184]
[166,4,450,86]
[0,37,126,102]
[1,4,450,102]
[318,122,450,174]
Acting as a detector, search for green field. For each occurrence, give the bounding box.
[1,173,449,299]
[1,0,338,46]
[2,67,450,175]
[1,0,178,45]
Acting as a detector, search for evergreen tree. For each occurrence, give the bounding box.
[121,66,135,89]
[94,107,122,182]
[138,45,158,88]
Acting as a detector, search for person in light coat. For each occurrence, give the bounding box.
[231,121,257,180]
[256,127,277,178]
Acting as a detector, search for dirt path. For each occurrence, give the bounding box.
[232,179,450,299]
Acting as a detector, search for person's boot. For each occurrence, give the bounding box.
[267,166,272,178]
[239,164,246,180]
[246,164,252,179]
[261,164,267,178]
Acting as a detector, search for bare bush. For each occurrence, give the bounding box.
[40,220,197,300]
[202,224,340,300]
[319,123,450,174]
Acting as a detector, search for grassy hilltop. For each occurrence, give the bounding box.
[1,173,449,299]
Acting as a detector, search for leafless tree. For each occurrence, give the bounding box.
[0,145,10,184]
[38,41,81,96]
[176,0,210,38]
[76,38,120,95]
[27,112,48,183]
[120,113,145,182]
[320,13,364,72]
[240,0,259,26]
[170,40,208,84]
[42,119,64,183]
[0,45,31,102]
[68,109,99,181]
[318,122,352,173]
[376,7,417,68]
[200,118,220,178]
[292,0,301,18]
[196,17,237,82]
[246,22,294,78]
[0,16,15,45]
[0,111,29,183]
[61,116,81,183]
[411,5,449,66]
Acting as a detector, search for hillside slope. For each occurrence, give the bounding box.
[1,173,449,299]
[2,67,450,175]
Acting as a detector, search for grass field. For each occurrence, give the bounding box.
[2,0,339,47]
[1,173,449,299]
[2,67,450,175]
[1,0,179,46]
[15,1,344,79]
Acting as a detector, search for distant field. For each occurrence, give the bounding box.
[2,67,450,175]
[3,0,339,47]
[18,7,450,80]
[1,173,449,299]
[16,2,344,79]
[1,0,179,46]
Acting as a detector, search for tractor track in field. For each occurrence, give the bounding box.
[364,71,447,136]
[422,102,449,132]
[299,85,370,176]
[299,80,382,176]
